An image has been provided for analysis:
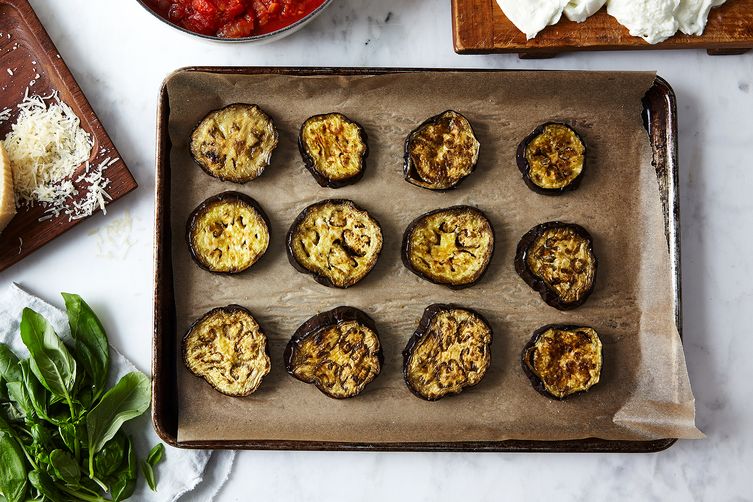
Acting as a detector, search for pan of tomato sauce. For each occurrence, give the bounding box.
[143,0,328,39]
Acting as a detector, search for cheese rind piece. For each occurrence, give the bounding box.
[564,0,607,22]
[607,0,680,44]
[676,0,726,36]
[496,0,569,40]
[0,142,17,234]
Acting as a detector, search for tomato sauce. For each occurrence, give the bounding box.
[146,0,326,38]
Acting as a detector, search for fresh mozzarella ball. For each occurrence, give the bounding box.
[607,0,680,44]
[564,0,607,23]
[496,0,569,39]
[675,0,726,36]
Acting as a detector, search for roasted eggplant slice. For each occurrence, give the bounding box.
[299,113,368,188]
[402,206,495,289]
[190,104,279,183]
[286,199,383,288]
[515,221,597,310]
[522,324,602,400]
[404,110,480,190]
[183,305,271,397]
[403,304,492,401]
[517,123,586,195]
[284,306,383,399]
[187,191,270,274]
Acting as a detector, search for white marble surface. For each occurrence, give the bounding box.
[1,0,751,500]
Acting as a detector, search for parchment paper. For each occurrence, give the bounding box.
[166,70,702,442]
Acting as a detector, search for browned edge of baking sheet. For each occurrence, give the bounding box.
[451,0,753,56]
[0,0,138,272]
[152,68,680,453]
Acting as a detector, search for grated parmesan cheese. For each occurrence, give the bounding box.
[0,107,10,124]
[1,89,114,220]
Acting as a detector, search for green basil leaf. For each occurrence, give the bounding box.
[5,382,32,418]
[110,472,136,502]
[141,461,157,492]
[146,443,164,466]
[19,309,76,400]
[0,432,27,502]
[86,372,150,455]
[125,435,137,480]
[29,422,53,449]
[62,294,110,400]
[18,361,49,423]
[0,345,21,384]
[27,470,63,502]
[57,423,78,454]
[94,433,126,478]
[48,449,80,485]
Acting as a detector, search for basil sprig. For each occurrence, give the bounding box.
[0,294,162,502]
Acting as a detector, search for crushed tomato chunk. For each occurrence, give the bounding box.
[149,0,325,38]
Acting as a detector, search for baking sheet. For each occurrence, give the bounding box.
[165,70,701,443]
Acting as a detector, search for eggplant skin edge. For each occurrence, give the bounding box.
[182,304,271,398]
[520,324,603,401]
[186,191,271,275]
[403,110,480,192]
[283,306,384,399]
[516,122,586,196]
[285,199,383,289]
[190,103,279,184]
[402,303,493,401]
[401,205,495,290]
[514,221,597,311]
[298,113,369,188]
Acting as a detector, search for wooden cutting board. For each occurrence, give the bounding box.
[0,0,137,272]
[452,0,753,56]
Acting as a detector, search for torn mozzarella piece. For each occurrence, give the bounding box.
[564,0,607,23]
[496,0,568,39]
[676,0,726,36]
[607,0,680,44]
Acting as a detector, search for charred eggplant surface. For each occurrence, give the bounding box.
[299,113,368,187]
[515,221,597,310]
[287,199,383,288]
[403,304,492,401]
[187,191,270,274]
[404,110,480,190]
[522,324,602,399]
[402,206,494,288]
[285,306,382,399]
[183,305,271,397]
[517,123,586,195]
[191,104,279,183]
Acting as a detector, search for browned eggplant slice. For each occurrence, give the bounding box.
[183,305,272,397]
[190,104,279,183]
[517,123,586,195]
[284,306,383,399]
[404,110,480,190]
[403,304,493,401]
[402,206,495,289]
[187,191,270,274]
[515,221,597,310]
[286,199,383,288]
[521,324,602,400]
[298,113,368,188]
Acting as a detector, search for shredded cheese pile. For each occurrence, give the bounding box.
[0,107,10,124]
[1,90,115,221]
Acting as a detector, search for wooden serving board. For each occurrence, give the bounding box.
[452,0,753,56]
[0,0,137,272]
